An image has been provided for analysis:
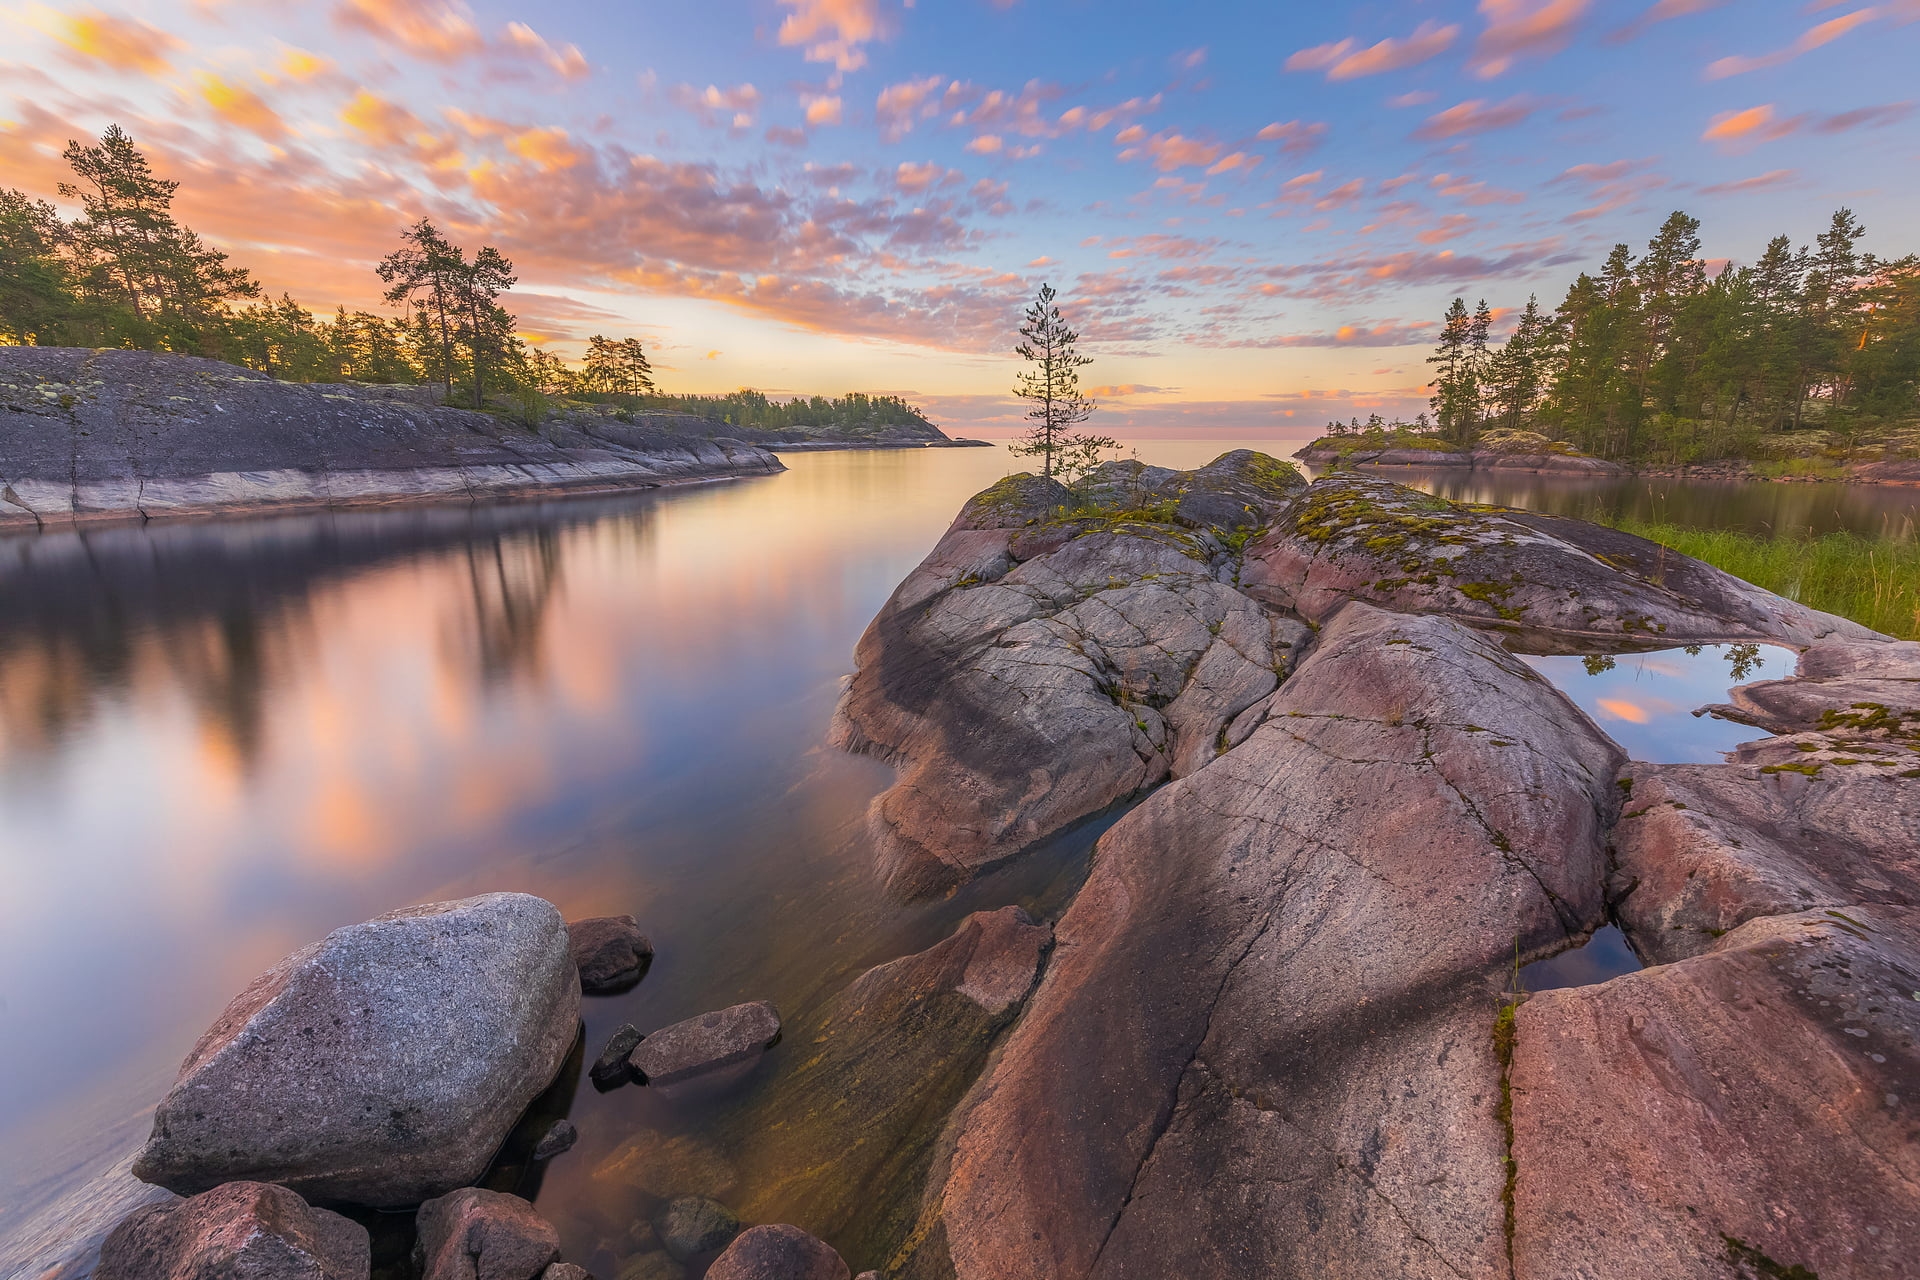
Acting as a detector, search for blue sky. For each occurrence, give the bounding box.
[2,0,1916,433]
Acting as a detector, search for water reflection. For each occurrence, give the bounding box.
[1521,643,1797,763]
[1353,466,1918,540]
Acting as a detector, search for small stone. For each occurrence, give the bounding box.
[855,1273,883,1280]
[415,1188,560,1280]
[651,1195,741,1262]
[707,1225,850,1280]
[96,1181,369,1280]
[592,1025,644,1089]
[569,916,653,994]
[615,1251,684,1280]
[533,1119,578,1161]
[543,1267,595,1280]
[631,1002,780,1090]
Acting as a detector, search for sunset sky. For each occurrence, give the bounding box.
[2,0,1916,433]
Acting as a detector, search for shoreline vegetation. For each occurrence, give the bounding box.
[0,126,953,445]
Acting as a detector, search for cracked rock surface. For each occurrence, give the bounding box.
[0,347,782,528]
[831,458,1918,1279]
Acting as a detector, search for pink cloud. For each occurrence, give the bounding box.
[1286,21,1460,80]
[1254,119,1329,156]
[1702,104,1802,148]
[776,0,888,70]
[1706,8,1878,78]
[1118,130,1223,171]
[334,0,484,60]
[669,83,762,129]
[1223,320,1438,349]
[1413,97,1538,140]
[1698,168,1797,194]
[30,7,183,74]
[1609,0,1728,43]
[1470,0,1589,78]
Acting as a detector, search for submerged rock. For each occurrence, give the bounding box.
[133,893,580,1207]
[532,1119,578,1162]
[568,916,653,994]
[96,1181,370,1280]
[630,1001,781,1091]
[541,1266,595,1280]
[652,1196,741,1261]
[725,907,1052,1269]
[414,1188,561,1280]
[591,1129,739,1201]
[706,1226,850,1280]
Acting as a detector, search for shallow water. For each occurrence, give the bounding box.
[1520,643,1797,764]
[0,441,1910,1274]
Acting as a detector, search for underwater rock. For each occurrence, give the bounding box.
[95,1181,369,1280]
[591,1025,644,1089]
[652,1196,741,1262]
[532,1120,578,1162]
[132,893,579,1207]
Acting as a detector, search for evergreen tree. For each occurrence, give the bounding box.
[1427,297,1480,447]
[378,219,468,405]
[583,335,656,395]
[0,189,73,344]
[1008,284,1114,479]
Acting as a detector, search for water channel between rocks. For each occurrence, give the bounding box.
[0,443,1911,1278]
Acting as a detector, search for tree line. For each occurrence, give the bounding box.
[1416,209,1920,462]
[0,124,933,433]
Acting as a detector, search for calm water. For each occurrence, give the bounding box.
[0,443,1912,1276]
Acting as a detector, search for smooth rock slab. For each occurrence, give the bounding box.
[568,916,653,994]
[630,1001,780,1090]
[1511,907,1920,1279]
[707,1226,850,1280]
[133,893,580,1207]
[414,1187,561,1280]
[96,1181,369,1280]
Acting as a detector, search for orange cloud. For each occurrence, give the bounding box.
[1412,97,1538,140]
[505,127,580,170]
[1706,8,1878,78]
[340,89,430,149]
[895,161,961,193]
[1702,104,1801,147]
[1118,129,1222,172]
[195,73,289,141]
[965,134,1003,154]
[1610,0,1728,43]
[777,0,886,70]
[1471,0,1589,78]
[805,96,844,127]
[1205,151,1260,176]
[277,46,335,81]
[1286,21,1460,80]
[1595,698,1651,723]
[334,0,483,60]
[1699,168,1796,194]
[499,22,589,79]
[35,7,182,74]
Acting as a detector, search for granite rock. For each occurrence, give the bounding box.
[414,1188,561,1280]
[567,916,653,994]
[707,1226,850,1280]
[630,1001,781,1091]
[96,1181,369,1280]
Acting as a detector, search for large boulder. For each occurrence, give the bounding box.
[133,893,580,1207]
[96,1181,369,1280]
[414,1187,561,1280]
[1240,474,1874,646]
[1511,907,1920,1279]
[893,604,1624,1279]
[832,454,1310,895]
[652,1196,741,1261]
[707,1226,850,1280]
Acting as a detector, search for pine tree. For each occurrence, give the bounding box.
[1427,297,1480,447]
[584,335,656,396]
[0,189,72,344]
[378,219,468,405]
[1009,284,1114,479]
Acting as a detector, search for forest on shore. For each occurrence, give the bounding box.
[1323,210,1920,469]
[0,126,934,435]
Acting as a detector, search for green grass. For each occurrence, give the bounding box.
[1603,518,1920,640]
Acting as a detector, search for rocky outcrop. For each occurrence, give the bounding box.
[1511,907,1920,1279]
[133,893,580,1207]
[96,1181,369,1280]
[415,1187,562,1280]
[707,1226,851,1280]
[891,604,1625,1280]
[826,459,1916,1279]
[630,1001,781,1091]
[1293,432,1625,476]
[568,915,654,994]
[831,452,1309,894]
[1239,474,1871,646]
[0,347,783,529]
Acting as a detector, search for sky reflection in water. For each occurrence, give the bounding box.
[1520,643,1797,765]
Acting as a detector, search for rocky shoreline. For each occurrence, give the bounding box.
[2,348,979,532]
[1294,436,1920,485]
[37,450,1918,1280]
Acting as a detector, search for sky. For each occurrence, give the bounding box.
[1,0,1916,435]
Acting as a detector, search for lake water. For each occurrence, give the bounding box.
[0,443,1912,1277]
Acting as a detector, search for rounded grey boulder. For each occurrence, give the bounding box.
[133,893,581,1207]
[630,1001,780,1090]
[96,1181,369,1280]
[706,1225,849,1280]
